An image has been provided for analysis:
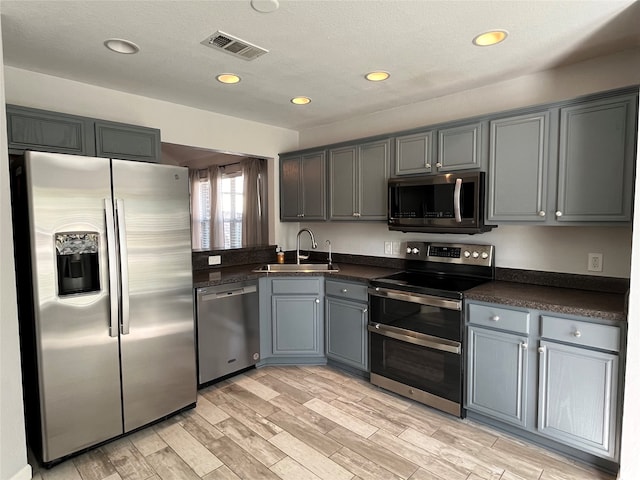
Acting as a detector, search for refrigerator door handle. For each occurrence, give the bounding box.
[115,198,131,335]
[104,198,119,338]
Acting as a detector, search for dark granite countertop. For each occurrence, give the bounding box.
[466,281,627,323]
[192,263,402,289]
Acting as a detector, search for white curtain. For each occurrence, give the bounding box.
[209,165,225,249]
[242,158,266,246]
[189,169,204,250]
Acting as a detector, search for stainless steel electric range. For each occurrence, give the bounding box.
[368,241,495,417]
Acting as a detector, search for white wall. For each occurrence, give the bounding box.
[2,66,301,247]
[0,26,31,480]
[292,48,640,278]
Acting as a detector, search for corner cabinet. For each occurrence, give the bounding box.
[259,277,325,365]
[280,151,327,221]
[329,139,390,220]
[465,300,623,463]
[324,279,369,372]
[6,105,162,163]
[487,92,637,224]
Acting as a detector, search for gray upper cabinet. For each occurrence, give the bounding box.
[329,139,390,220]
[437,121,484,172]
[488,111,550,222]
[6,105,162,163]
[280,151,327,221]
[556,95,636,223]
[95,120,161,163]
[394,131,434,175]
[7,104,95,156]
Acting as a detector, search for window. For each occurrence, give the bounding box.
[220,171,243,249]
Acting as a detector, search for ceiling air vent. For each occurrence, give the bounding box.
[200,31,268,61]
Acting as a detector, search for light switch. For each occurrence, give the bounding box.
[208,255,221,266]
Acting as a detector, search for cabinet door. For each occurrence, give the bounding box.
[359,139,390,220]
[300,152,327,220]
[487,112,549,222]
[466,326,529,427]
[556,95,636,222]
[272,295,322,356]
[325,297,368,371]
[437,122,484,172]
[6,104,95,156]
[280,156,302,220]
[538,340,618,459]
[394,131,433,175]
[95,120,161,163]
[329,146,357,220]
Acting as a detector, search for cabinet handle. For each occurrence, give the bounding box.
[315,298,320,304]
[521,342,528,350]
[425,163,431,169]
[341,288,348,293]
[362,308,368,314]
[538,210,546,217]
[538,346,546,354]
[490,315,500,321]
[573,330,582,338]
[352,212,361,217]
[555,211,563,218]
[436,162,442,168]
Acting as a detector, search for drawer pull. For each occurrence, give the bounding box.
[573,330,582,338]
[490,315,500,322]
[520,342,528,350]
[315,298,320,304]
[362,308,368,314]
[538,346,545,354]
[341,288,348,293]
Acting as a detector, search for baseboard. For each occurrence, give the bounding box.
[9,464,32,480]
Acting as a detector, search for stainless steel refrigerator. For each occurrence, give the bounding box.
[10,151,197,466]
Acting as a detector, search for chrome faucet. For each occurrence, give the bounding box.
[325,239,332,265]
[296,228,317,264]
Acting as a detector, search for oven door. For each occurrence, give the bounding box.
[368,287,463,416]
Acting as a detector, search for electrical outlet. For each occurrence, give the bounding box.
[384,242,392,255]
[587,253,603,272]
[208,255,221,266]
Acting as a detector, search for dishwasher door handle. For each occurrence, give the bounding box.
[199,284,258,301]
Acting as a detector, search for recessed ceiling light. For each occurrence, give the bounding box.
[291,96,311,105]
[251,0,279,13]
[104,38,139,54]
[365,71,390,82]
[472,30,508,47]
[216,73,241,84]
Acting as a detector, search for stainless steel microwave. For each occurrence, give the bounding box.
[388,171,495,234]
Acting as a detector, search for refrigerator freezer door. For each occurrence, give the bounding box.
[111,160,196,432]
[24,152,123,462]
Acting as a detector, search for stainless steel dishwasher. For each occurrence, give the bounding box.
[196,280,260,385]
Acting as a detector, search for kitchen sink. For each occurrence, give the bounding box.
[253,263,340,273]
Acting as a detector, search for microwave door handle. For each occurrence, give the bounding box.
[453,178,462,223]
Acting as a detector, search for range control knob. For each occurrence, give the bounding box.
[406,247,412,254]
[472,251,480,259]
[463,250,471,258]
[481,252,489,259]
[411,247,420,254]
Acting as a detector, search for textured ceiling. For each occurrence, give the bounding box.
[1,0,639,131]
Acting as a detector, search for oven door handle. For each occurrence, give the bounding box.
[368,323,461,354]
[368,287,461,311]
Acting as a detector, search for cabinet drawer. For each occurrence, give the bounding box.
[468,303,530,334]
[541,316,619,352]
[271,278,321,295]
[325,280,367,302]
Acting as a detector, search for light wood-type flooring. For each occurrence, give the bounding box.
[31,365,616,480]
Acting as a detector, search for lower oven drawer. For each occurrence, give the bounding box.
[369,329,461,408]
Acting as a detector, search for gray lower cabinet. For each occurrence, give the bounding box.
[329,139,390,220]
[7,104,162,162]
[324,279,368,371]
[260,277,325,364]
[466,300,622,462]
[280,151,327,221]
[487,92,637,224]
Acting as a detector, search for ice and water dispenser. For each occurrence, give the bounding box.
[55,232,100,296]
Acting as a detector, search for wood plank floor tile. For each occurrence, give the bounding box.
[369,429,470,480]
[269,431,355,480]
[40,460,84,480]
[256,372,315,404]
[201,464,242,480]
[327,425,419,479]
[217,399,283,440]
[195,394,231,425]
[268,409,343,457]
[329,446,406,480]
[269,393,341,434]
[358,395,439,437]
[329,397,407,436]
[144,446,200,480]
[302,372,368,402]
[304,397,378,438]
[430,423,498,451]
[199,385,236,407]
[221,383,279,417]
[204,435,283,480]
[73,448,117,480]
[154,422,222,476]
[270,456,323,480]
[215,417,286,467]
[407,468,446,480]
[231,373,280,400]
[102,438,155,480]
[128,429,168,457]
